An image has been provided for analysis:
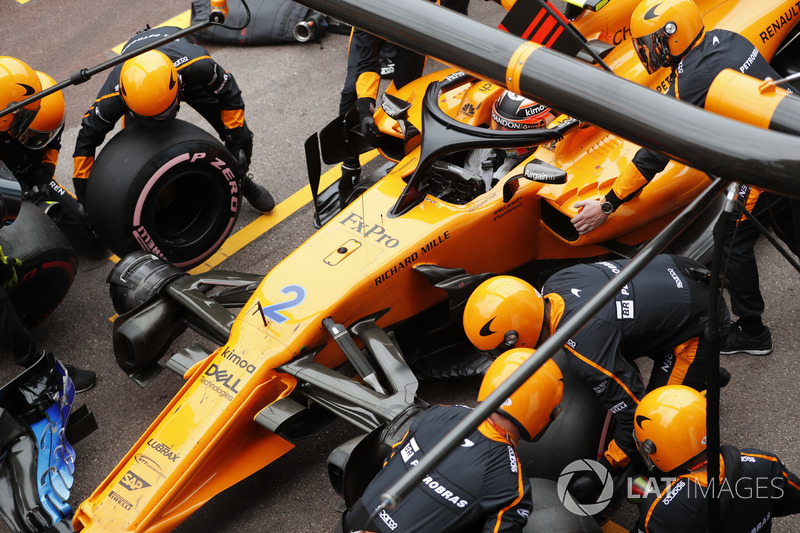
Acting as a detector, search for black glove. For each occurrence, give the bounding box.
[73,178,87,208]
[355,97,381,146]
[222,126,254,173]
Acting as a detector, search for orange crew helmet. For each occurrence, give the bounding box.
[633,385,707,473]
[478,348,563,441]
[18,71,65,149]
[0,56,42,139]
[119,50,179,119]
[463,276,545,352]
[630,0,705,74]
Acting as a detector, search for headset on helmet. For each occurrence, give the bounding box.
[0,56,42,139]
[478,348,563,441]
[463,275,545,354]
[119,50,180,120]
[18,72,65,150]
[491,90,556,157]
[633,385,707,473]
[630,0,705,74]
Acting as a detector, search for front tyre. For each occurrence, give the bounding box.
[86,119,241,270]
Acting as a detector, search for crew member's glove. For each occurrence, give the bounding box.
[356,97,381,146]
[0,245,22,292]
[222,126,254,173]
[73,178,87,208]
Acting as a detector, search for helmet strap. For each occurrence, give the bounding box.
[671,25,705,67]
[486,414,519,447]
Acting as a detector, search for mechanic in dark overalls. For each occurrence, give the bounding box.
[336,0,470,186]
[0,56,95,392]
[631,385,800,532]
[1,70,93,238]
[463,254,730,498]
[72,26,275,214]
[338,349,563,533]
[570,0,800,357]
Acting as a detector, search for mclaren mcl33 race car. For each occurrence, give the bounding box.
[70,0,800,531]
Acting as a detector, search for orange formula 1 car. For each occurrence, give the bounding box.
[73,0,800,531]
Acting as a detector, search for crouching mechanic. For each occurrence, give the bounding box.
[73,26,275,214]
[463,254,731,496]
[631,385,800,532]
[1,68,90,230]
[337,348,564,533]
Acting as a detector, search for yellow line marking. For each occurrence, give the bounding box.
[16,0,32,3]
[111,10,192,54]
[603,520,628,532]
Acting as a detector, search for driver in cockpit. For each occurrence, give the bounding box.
[463,90,556,191]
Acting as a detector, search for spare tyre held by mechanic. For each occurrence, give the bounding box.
[463,254,731,503]
[72,26,275,214]
[337,348,564,533]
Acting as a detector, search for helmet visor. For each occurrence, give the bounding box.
[6,105,38,139]
[633,25,673,74]
[17,123,63,150]
[149,94,179,121]
[129,93,180,122]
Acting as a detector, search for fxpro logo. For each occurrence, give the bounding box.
[339,212,400,248]
[557,459,614,516]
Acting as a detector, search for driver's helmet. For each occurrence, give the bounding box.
[0,56,42,139]
[463,275,545,354]
[490,90,555,157]
[477,348,563,441]
[18,71,65,150]
[630,0,704,74]
[633,385,707,473]
[119,50,180,120]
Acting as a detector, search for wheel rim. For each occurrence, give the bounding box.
[145,169,229,248]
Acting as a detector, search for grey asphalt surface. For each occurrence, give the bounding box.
[1,0,800,532]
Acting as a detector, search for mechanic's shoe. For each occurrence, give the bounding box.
[242,176,275,213]
[65,365,96,393]
[719,367,731,388]
[720,322,772,356]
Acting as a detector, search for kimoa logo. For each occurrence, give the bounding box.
[220,347,256,374]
